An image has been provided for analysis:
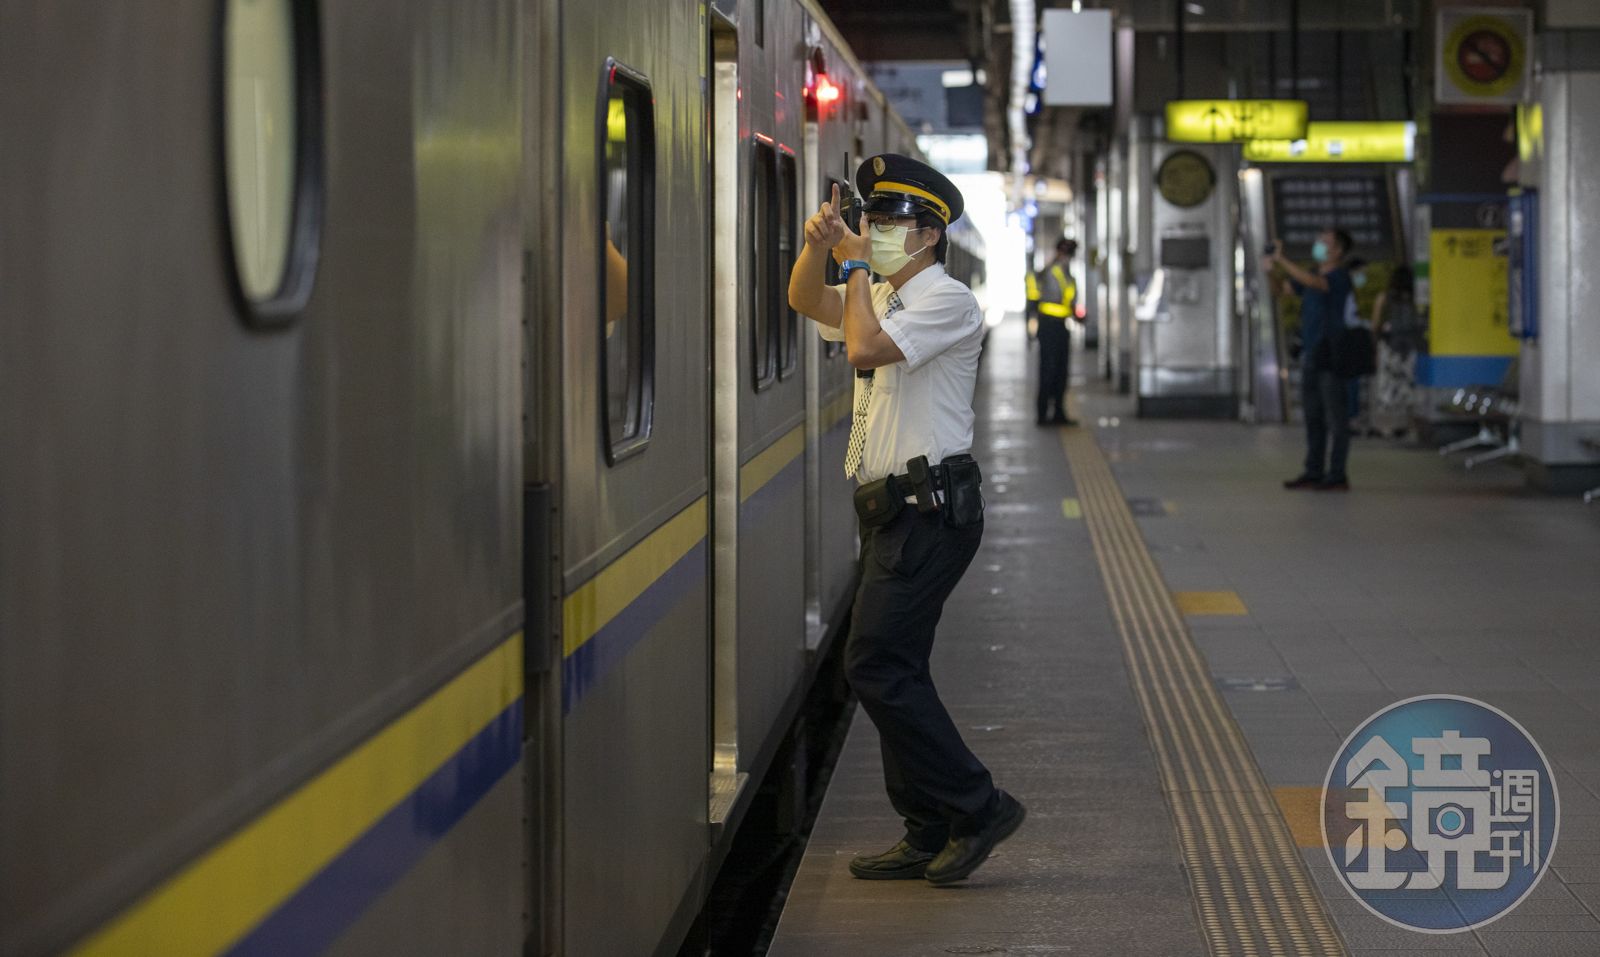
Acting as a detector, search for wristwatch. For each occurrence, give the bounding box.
[839,259,869,280]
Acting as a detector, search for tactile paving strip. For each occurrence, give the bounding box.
[1062,429,1347,957]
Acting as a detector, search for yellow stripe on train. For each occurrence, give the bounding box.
[739,425,805,504]
[68,636,522,957]
[562,498,708,657]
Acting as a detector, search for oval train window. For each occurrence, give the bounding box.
[221,0,323,324]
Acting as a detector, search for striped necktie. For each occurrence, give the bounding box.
[843,291,905,478]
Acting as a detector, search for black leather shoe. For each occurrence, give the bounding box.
[925,791,1026,885]
[1315,476,1350,491]
[848,840,938,880]
[1051,415,1078,426]
[1282,473,1322,489]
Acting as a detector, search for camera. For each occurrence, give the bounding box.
[837,182,861,232]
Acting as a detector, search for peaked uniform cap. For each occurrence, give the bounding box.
[855,153,964,225]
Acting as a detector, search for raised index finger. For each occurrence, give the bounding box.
[831,182,840,210]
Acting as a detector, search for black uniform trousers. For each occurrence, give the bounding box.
[845,507,997,853]
[1036,316,1070,421]
[1301,363,1352,480]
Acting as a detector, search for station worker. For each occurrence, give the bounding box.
[1034,238,1079,426]
[1024,267,1041,341]
[787,153,1025,885]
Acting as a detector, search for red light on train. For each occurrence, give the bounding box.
[813,75,841,105]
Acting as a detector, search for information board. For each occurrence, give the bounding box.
[1430,228,1514,356]
[1268,173,1397,260]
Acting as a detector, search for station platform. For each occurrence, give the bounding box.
[768,321,1600,957]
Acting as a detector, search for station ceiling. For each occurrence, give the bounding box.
[817,0,1424,182]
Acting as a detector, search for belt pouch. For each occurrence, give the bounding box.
[940,454,985,528]
[853,475,905,528]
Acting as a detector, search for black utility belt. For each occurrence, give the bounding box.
[853,454,984,530]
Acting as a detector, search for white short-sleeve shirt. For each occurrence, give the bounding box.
[816,263,985,483]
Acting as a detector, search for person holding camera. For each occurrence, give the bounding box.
[1265,228,1356,491]
[787,154,1024,885]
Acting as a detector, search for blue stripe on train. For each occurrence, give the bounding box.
[226,698,524,956]
[562,540,708,714]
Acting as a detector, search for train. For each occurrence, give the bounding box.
[0,1,986,955]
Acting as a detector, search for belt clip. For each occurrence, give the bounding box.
[905,455,940,513]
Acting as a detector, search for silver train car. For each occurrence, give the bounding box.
[0,1,985,955]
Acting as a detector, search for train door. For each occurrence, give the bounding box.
[800,44,860,654]
[709,8,744,826]
[709,0,809,830]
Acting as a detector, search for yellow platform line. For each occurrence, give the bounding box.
[1274,786,1330,849]
[1175,591,1249,616]
[1062,429,1345,957]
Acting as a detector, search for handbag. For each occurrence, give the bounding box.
[1331,325,1377,378]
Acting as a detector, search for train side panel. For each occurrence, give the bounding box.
[555,0,711,953]
[1,1,526,953]
[729,0,810,789]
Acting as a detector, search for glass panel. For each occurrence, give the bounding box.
[822,177,846,358]
[601,64,654,462]
[751,144,776,388]
[224,0,297,301]
[604,87,638,442]
[778,153,798,377]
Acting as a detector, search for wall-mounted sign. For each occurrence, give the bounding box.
[1042,9,1113,106]
[1156,150,1216,208]
[1436,8,1532,105]
[1430,228,1514,355]
[1243,122,1416,163]
[1165,99,1308,143]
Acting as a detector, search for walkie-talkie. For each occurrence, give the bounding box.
[905,455,939,513]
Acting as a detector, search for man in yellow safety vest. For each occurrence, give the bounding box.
[1034,239,1078,425]
[1024,269,1040,342]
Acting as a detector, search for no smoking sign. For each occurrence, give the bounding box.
[1437,9,1532,104]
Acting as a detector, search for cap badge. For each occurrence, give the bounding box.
[873,157,886,176]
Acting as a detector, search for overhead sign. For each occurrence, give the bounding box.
[1243,122,1416,163]
[1165,100,1308,143]
[1436,8,1532,105]
[1042,9,1113,106]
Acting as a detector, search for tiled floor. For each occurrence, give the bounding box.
[1085,349,1600,956]
[768,320,1600,957]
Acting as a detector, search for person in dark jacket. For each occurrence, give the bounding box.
[1265,228,1355,491]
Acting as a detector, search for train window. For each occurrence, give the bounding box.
[221,0,323,325]
[751,141,778,390]
[599,60,656,463]
[820,177,849,359]
[776,152,799,378]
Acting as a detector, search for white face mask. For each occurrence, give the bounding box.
[868,224,930,276]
